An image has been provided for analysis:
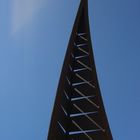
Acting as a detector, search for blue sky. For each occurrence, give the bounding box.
[0,0,140,139]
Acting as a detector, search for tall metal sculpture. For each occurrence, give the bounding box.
[48,0,113,139]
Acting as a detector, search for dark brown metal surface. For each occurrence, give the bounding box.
[47,0,113,139]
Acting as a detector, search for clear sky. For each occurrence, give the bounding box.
[0,0,140,139]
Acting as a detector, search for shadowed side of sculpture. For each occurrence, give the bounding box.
[47,0,113,139]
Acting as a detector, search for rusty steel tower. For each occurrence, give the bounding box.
[48,0,113,139]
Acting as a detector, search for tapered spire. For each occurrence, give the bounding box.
[47,1,113,140]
